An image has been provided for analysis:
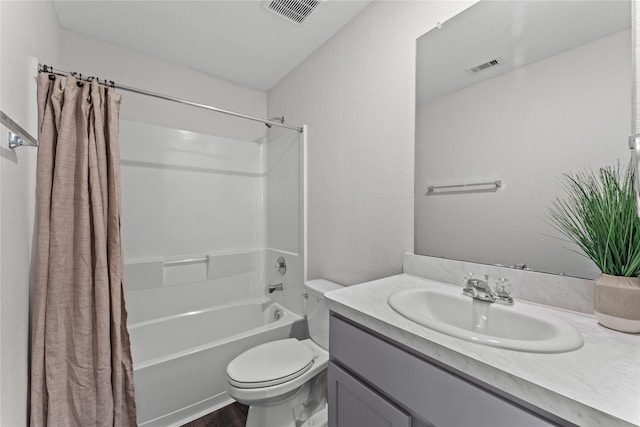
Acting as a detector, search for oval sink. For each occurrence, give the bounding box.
[388,287,584,353]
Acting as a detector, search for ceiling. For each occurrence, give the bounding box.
[53,0,371,91]
[417,0,631,105]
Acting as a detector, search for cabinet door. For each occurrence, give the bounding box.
[328,361,412,427]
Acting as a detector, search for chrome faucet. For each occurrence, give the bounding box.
[268,283,284,294]
[462,274,513,305]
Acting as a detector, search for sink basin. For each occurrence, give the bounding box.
[388,287,584,353]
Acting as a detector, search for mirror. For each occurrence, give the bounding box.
[415,0,631,279]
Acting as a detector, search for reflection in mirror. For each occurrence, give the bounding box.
[415,1,631,279]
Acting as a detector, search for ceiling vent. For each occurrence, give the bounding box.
[466,57,503,75]
[265,0,321,25]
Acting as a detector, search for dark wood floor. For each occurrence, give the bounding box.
[180,402,249,427]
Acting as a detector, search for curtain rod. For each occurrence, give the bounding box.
[38,65,303,133]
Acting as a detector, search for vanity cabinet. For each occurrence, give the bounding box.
[328,314,570,427]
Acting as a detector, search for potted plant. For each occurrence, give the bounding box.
[548,162,640,333]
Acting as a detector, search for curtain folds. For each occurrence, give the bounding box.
[30,73,137,426]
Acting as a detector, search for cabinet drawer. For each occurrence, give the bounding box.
[330,315,561,427]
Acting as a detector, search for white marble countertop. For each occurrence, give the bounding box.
[325,274,640,427]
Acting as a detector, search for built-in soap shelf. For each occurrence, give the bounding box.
[163,255,209,286]
[124,250,258,291]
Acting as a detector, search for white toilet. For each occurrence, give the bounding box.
[226,279,342,427]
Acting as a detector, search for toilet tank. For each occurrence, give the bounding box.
[304,279,343,350]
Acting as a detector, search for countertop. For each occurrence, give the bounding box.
[325,274,640,427]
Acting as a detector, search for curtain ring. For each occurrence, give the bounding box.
[70,72,84,87]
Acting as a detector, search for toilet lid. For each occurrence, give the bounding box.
[226,339,315,389]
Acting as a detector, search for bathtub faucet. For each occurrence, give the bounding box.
[268,283,284,294]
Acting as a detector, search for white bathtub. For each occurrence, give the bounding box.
[128,297,305,427]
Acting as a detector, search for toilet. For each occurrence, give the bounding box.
[226,279,342,427]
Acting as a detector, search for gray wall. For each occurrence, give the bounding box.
[268,1,476,285]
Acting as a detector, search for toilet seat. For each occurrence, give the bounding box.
[226,339,315,389]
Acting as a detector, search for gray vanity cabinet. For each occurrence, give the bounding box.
[328,314,569,427]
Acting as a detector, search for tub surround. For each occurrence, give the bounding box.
[124,251,262,324]
[325,273,640,427]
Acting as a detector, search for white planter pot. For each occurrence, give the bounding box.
[593,274,640,334]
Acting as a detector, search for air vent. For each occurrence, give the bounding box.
[265,0,321,25]
[466,57,503,75]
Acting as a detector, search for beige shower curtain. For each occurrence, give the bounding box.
[30,73,137,426]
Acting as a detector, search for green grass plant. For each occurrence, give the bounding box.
[548,163,640,277]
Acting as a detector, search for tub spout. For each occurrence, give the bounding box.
[268,283,284,293]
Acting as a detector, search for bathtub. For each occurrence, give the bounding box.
[128,297,305,427]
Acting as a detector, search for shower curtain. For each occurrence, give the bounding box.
[30,73,137,426]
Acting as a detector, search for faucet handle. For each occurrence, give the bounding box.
[494,278,513,305]
[463,273,490,286]
[462,272,476,294]
[274,256,287,275]
[463,273,493,301]
[464,273,478,290]
[463,272,481,285]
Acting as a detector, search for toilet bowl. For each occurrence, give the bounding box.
[225,279,341,427]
